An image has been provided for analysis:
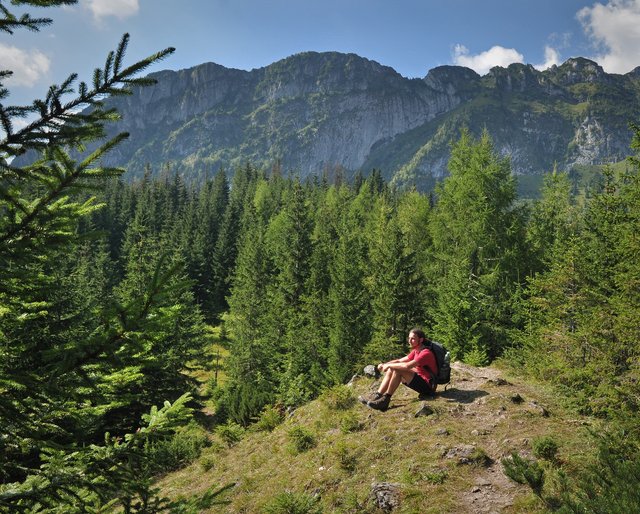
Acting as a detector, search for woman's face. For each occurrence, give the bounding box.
[408,331,423,349]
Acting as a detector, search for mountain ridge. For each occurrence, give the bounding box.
[75,52,640,188]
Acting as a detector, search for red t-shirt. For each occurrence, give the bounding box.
[407,347,437,386]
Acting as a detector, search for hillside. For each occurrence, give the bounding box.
[158,362,595,513]
[63,52,640,190]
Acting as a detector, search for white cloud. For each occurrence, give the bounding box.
[578,0,640,73]
[452,44,524,75]
[534,46,561,71]
[85,0,139,21]
[0,44,50,87]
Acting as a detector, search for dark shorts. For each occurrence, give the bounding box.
[404,373,433,395]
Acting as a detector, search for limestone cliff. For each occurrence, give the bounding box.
[85,52,640,188]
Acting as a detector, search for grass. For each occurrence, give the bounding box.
[156,362,601,513]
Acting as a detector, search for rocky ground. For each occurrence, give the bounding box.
[160,360,583,513]
[361,361,558,513]
[440,362,528,513]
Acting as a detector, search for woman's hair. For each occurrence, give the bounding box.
[409,328,426,340]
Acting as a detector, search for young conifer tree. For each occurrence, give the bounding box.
[209,164,257,319]
[327,190,371,382]
[428,129,525,363]
[0,2,203,510]
[264,178,316,406]
[364,196,422,362]
[224,203,275,424]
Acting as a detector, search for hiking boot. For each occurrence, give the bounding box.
[358,391,383,405]
[367,394,391,412]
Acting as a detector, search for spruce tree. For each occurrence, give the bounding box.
[429,129,525,363]
[184,170,229,314]
[224,204,275,424]
[209,164,257,320]
[364,197,422,361]
[515,126,640,419]
[327,187,371,382]
[263,179,316,405]
[526,170,578,271]
[0,3,198,509]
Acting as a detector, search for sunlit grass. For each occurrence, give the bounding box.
[157,364,596,513]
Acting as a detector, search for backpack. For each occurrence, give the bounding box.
[426,340,451,387]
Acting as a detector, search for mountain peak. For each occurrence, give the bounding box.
[626,65,640,80]
[254,51,406,101]
[424,65,481,97]
[485,63,543,93]
[547,57,609,85]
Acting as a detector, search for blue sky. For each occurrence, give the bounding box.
[2,0,640,112]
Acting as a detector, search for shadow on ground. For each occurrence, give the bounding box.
[437,388,489,404]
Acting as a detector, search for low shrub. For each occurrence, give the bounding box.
[339,412,363,434]
[215,421,245,447]
[333,441,358,474]
[321,385,355,411]
[263,491,322,514]
[200,454,216,472]
[533,436,559,462]
[469,447,492,467]
[145,422,209,473]
[424,468,448,485]
[287,426,316,454]
[254,405,285,432]
[502,452,545,498]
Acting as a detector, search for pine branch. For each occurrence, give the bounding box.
[0,133,128,247]
[0,33,174,157]
[0,2,76,34]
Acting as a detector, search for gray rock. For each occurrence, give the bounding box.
[415,403,435,417]
[363,365,379,378]
[445,444,476,460]
[486,378,510,386]
[370,482,401,512]
[528,400,550,417]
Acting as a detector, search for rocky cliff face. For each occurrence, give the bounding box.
[90,52,640,187]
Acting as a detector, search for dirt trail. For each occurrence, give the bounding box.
[366,360,552,513]
[439,362,525,513]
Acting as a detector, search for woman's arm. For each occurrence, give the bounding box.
[379,357,416,372]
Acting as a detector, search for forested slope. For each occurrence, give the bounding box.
[2,3,639,511]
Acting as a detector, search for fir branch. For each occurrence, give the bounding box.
[0,134,128,247]
[0,33,174,157]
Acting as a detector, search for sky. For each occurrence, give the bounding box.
[2,0,640,112]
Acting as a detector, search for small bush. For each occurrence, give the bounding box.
[263,491,322,514]
[321,385,355,410]
[200,454,216,472]
[287,426,316,454]
[145,422,209,472]
[424,468,448,485]
[333,441,357,474]
[215,421,245,447]
[463,345,488,367]
[533,436,559,462]
[254,405,284,432]
[502,452,545,498]
[339,412,362,434]
[469,447,492,467]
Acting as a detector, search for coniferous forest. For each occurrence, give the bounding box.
[1,2,640,512]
